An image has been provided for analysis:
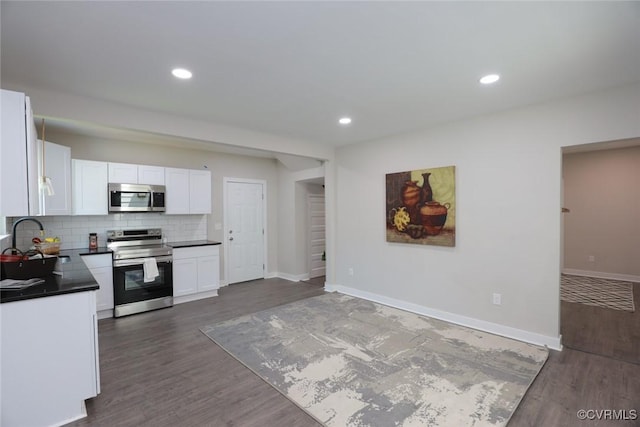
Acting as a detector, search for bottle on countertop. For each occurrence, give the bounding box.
[89,233,98,249]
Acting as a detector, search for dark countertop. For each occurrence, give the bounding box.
[1,248,101,304]
[78,246,112,256]
[168,240,222,248]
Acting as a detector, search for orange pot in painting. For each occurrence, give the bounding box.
[401,181,420,208]
[420,201,450,235]
[401,181,422,223]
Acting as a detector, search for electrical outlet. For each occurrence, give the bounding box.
[588,255,595,262]
[492,293,502,306]
[348,267,354,276]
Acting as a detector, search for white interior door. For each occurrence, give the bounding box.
[225,179,265,284]
[308,194,326,278]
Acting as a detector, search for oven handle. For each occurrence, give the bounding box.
[113,256,173,267]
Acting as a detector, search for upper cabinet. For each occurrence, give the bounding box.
[0,89,38,217]
[38,140,72,216]
[165,168,189,214]
[108,162,165,185]
[189,170,211,214]
[165,168,211,215]
[138,165,165,185]
[107,162,137,184]
[73,159,108,215]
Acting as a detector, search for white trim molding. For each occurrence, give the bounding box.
[562,268,640,283]
[324,284,563,351]
[174,290,219,305]
[275,272,310,282]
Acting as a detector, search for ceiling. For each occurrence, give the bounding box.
[1,1,639,149]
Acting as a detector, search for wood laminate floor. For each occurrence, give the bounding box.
[67,278,640,427]
[561,281,640,365]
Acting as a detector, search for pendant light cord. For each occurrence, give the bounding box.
[41,118,46,181]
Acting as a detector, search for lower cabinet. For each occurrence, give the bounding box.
[81,253,114,318]
[173,245,220,302]
[0,291,100,427]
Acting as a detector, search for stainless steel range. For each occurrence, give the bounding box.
[107,228,173,317]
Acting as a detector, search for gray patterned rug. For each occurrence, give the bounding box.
[201,293,548,427]
[561,274,636,312]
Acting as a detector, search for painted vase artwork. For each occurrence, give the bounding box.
[386,166,455,247]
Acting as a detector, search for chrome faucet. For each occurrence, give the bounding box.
[11,217,44,253]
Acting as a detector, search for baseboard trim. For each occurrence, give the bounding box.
[274,272,310,282]
[174,289,219,305]
[97,309,113,320]
[324,284,563,351]
[562,268,640,283]
[221,272,305,286]
[51,410,88,427]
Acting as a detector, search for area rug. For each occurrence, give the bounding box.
[561,274,635,312]
[201,293,548,427]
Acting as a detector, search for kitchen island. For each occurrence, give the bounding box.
[0,250,101,427]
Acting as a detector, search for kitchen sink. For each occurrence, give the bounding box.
[1,254,58,280]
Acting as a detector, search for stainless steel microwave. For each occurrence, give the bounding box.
[108,183,166,213]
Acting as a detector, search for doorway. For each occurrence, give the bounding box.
[224,178,266,284]
[560,140,640,365]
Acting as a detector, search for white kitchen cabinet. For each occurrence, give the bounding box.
[73,159,108,215]
[108,162,138,184]
[108,162,165,185]
[0,89,38,217]
[189,169,212,214]
[91,267,113,316]
[173,245,220,303]
[165,167,211,214]
[38,140,72,215]
[165,167,190,214]
[197,254,220,292]
[138,165,165,185]
[81,253,114,317]
[1,291,100,427]
[173,257,198,296]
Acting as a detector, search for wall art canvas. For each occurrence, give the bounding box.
[386,165,456,247]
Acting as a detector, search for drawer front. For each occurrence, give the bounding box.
[173,245,218,260]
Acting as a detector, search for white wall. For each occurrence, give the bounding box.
[331,83,640,349]
[276,164,297,279]
[10,85,334,161]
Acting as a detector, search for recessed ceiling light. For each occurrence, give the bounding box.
[172,68,192,79]
[338,117,352,125]
[479,74,500,85]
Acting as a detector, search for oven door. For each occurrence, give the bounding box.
[113,256,173,306]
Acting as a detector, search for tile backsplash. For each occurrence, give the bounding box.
[6,214,207,252]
